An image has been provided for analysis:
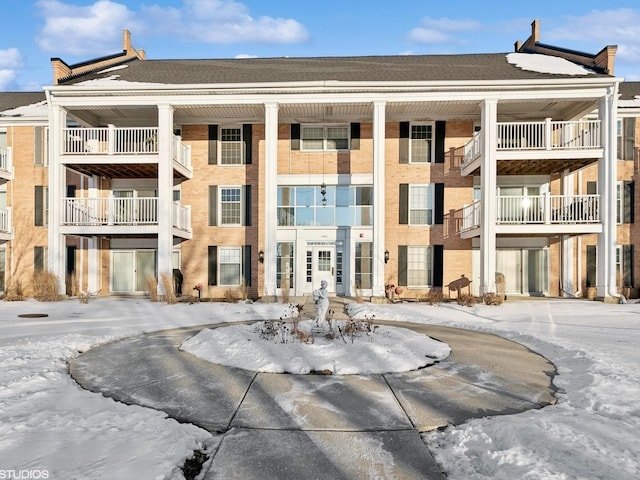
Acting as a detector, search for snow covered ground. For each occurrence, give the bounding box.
[0,296,638,479]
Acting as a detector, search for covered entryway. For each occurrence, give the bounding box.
[311,245,336,293]
[111,249,156,293]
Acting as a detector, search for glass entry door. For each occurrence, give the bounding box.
[112,250,157,293]
[312,246,335,293]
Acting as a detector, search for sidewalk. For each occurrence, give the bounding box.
[69,298,556,479]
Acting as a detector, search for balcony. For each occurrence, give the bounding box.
[0,147,13,182]
[461,119,602,176]
[61,127,192,179]
[0,207,12,240]
[460,193,602,238]
[61,197,192,239]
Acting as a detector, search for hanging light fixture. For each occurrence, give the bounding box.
[320,182,327,206]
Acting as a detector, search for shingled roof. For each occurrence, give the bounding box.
[0,92,46,113]
[618,81,640,100]
[57,52,611,87]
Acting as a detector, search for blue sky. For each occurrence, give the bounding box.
[2,0,640,91]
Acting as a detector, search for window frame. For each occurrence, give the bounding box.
[407,245,433,288]
[219,186,243,226]
[219,126,243,165]
[301,124,350,151]
[408,184,434,226]
[409,122,435,164]
[218,246,242,287]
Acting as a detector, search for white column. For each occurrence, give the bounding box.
[47,104,67,294]
[597,86,619,299]
[263,102,279,297]
[372,100,386,297]
[479,99,498,295]
[561,170,575,296]
[157,104,174,293]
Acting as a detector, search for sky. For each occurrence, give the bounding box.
[2,0,640,91]
[0,296,638,478]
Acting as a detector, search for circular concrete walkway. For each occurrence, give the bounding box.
[69,317,557,479]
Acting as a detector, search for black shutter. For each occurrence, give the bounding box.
[66,185,76,198]
[66,246,76,275]
[208,125,218,164]
[350,122,360,150]
[587,181,597,195]
[208,246,218,286]
[35,186,43,226]
[432,245,444,288]
[34,126,43,166]
[208,185,217,226]
[244,185,252,226]
[34,246,44,271]
[399,184,409,224]
[243,245,252,287]
[586,245,597,287]
[434,183,445,224]
[624,181,634,224]
[434,121,446,163]
[243,124,252,164]
[399,122,410,163]
[623,245,634,288]
[291,123,301,150]
[398,246,408,286]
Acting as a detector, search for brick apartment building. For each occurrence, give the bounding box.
[0,21,637,302]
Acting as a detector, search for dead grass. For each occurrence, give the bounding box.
[146,277,159,302]
[224,288,236,303]
[4,278,25,301]
[161,274,177,304]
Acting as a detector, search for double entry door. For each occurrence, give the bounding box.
[112,250,156,293]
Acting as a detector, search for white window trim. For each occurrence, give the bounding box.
[219,126,243,166]
[219,185,243,226]
[301,124,350,152]
[408,184,434,226]
[409,122,435,164]
[407,245,433,288]
[218,246,242,287]
[616,181,623,225]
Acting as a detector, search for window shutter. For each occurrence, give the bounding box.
[399,122,410,164]
[624,118,636,161]
[34,246,44,271]
[34,127,43,166]
[208,125,218,165]
[242,245,252,287]
[624,181,634,224]
[434,121,446,164]
[587,181,597,195]
[208,246,217,286]
[397,246,408,286]
[623,245,634,288]
[66,246,76,275]
[35,186,44,226]
[350,122,360,150]
[67,185,76,198]
[434,183,445,224]
[243,124,252,164]
[399,184,408,224]
[432,245,444,287]
[208,185,217,226]
[291,123,301,150]
[586,245,597,287]
[244,185,252,226]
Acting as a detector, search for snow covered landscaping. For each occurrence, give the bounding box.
[0,297,639,479]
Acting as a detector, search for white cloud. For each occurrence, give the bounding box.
[409,17,482,45]
[35,0,138,56]
[547,9,640,63]
[0,48,23,68]
[141,0,309,44]
[0,69,18,90]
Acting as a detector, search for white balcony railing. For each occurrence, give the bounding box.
[0,146,12,174]
[462,119,601,169]
[63,127,158,155]
[172,135,192,171]
[461,194,600,231]
[0,207,12,234]
[173,202,191,232]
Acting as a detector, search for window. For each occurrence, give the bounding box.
[220,127,242,165]
[301,125,349,151]
[0,248,5,292]
[617,118,635,161]
[355,242,373,289]
[407,246,432,287]
[410,124,434,163]
[34,246,48,272]
[277,242,294,289]
[219,247,242,286]
[220,187,242,225]
[616,245,634,288]
[409,185,434,225]
[35,186,48,226]
[616,181,634,224]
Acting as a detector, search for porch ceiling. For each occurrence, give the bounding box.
[66,163,187,179]
[487,157,597,176]
[63,96,600,126]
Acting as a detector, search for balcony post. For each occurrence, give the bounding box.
[157,104,174,296]
[372,100,387,297]
[544,191,551,224]
[107,124,115,154]
[263,102,279,297]
[479,98,498,295]
[545,118,552,150]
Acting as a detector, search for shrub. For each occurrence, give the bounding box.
[458,293,477,307]
[426,289,444,305]
[483,292,504,305]
[146,277,159,302]
[224,288,236,303]
[161,274,177,304]
[31,271,60,302]
[4,279,25,301]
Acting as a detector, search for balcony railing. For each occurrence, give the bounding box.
[63,127,158,155]
[461,193,600,231]
[0,207,12,234]
[0,146,12,174]
[462,119,601,169]
[173,202,191,232]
